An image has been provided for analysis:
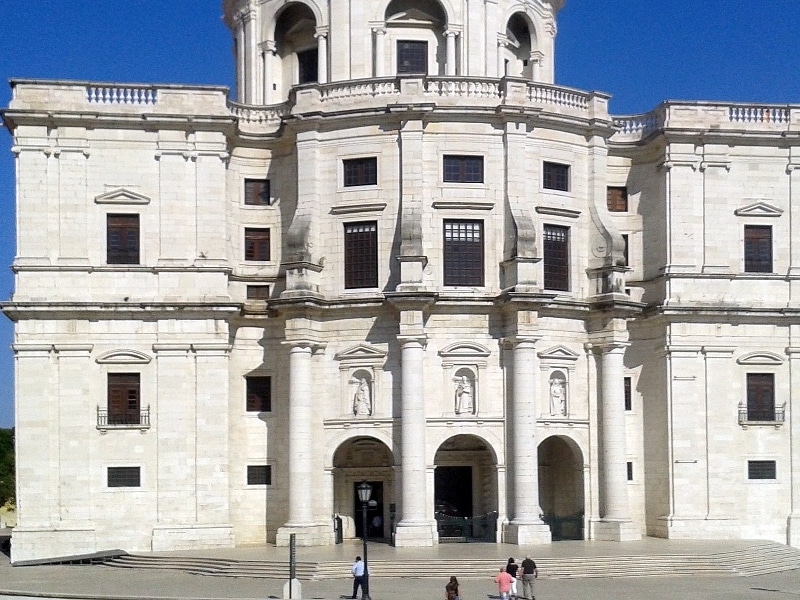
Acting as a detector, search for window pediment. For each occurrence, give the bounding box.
[737,351,784,366]
[335,344,387,365]
[538,345,580,362]
[96,349,152,364]
[734,201,783,217]
[439,342,491,359]
[94,188,151,205]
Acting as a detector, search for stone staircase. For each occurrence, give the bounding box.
[103,541,800,580]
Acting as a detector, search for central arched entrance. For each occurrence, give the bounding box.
[538,435,585,540]
[434,434,498,542]
[332,436,395,541]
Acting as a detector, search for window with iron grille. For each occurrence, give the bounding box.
[245,228,271,261]
[244,179,270,205]
[748,460,776,480]
[108,466,141,488]
[443,155,484,183]
[747,373,775,421]
[543,162,570,192]
[298,48,318,84]
[443,220,484,286]
[607,186,629,212]
[344,221,378,289]
[543,224,570,291]
[744,225,773,272]
[108,373,141,425]
[246,285,270,300]
[247,465,272,485]
[107,214,140,264]
[343,157,378,187]
[397,40,428,74]
[246,376,271,412]
[624,376,632,411]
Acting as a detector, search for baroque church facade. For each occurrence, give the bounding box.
[3,0,800,562]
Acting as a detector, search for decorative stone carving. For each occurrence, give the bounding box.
[454,374,475,415]
[549,370,567,416]
[352,376,373,416]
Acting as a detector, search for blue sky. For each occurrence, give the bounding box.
[1,1,799,428]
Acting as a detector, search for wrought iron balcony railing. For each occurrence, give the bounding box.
[96,406,151,431]
[738,402,785,426]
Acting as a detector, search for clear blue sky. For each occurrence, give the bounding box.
[1,1,799,428]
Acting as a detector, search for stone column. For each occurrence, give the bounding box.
[261,41,276,105]
[594,342,640,540]
[373,27,387,77]
[315,28,329,83]
[394,335,435,546]
[445,31,457,76]
[235,15,246,102]
[243,8,258,104]
[787,341,800,545]
[505,337,551,544]
[497,39,508,77]
[530,51,543,81]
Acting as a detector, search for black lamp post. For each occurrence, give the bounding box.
[357,480,372,600]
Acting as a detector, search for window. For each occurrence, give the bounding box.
[107,214,140,264]
[607,186,628,212]
[297,48,318,84]
[245,228,271,261]
[543,224,570,291]
[622,234,629,267]
[343,157,378,187]
[344,221,378,289]
[624,376,632,411]
[246,285,270,300]
[744,225,772,273]
[443,220,484,286]
[397,40,427,74]
[247,465,272,485]
[443,155,484,183]
[543,162,570,192]
[626,462,634,481]
[108,467,141,488]
[748,460,776,480]
[747,373,775,421]
[246,376,271,412]
[245,179,270,206]
[107,373,141,425]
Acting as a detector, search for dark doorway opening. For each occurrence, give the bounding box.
[353,481,384,539]
[435,466,472,516]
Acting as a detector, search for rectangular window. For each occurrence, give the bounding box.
[297,48,318,84]
[543,224,570,291]
[247,465,272,485]
[108,373,141,425]
[624,376,632,411]
[744,225,773,273]
[543,162,570,192]
[244,179,270,206]
[343,157,378,187]
[622,234,629,267]
[443,155,484,183]
[397,40,428,74]
[344,221,378,289]
[444,220,484,287]
[108,466,141,488]
[626,462,634,481]
[245,228,271,261]
[748,460,776,480]
[246,376,272,412]
[607,186,629,212]
[107,214,140,264]
[246,285,270,300]
[747,373,775,421]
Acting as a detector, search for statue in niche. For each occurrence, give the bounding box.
[549,373,567,416]
[352,377,373,416]
[454,375,475,415]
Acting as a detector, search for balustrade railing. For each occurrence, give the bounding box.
[425,77,501,99]
[728,105,790,124]
[227,101,290,125]
[738,402,785,425]
[319,78,399,101]
[97,406,151,429]
[525,83,590,111]
[87,85,158,105]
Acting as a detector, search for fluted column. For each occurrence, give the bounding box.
[373,27,387,77]
[445,31,457,76]
[315,28,328,83]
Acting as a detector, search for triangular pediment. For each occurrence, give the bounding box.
[439,342,491,358]
[96,349,152,364]
[737,351,784,365]
[538,345,580,362]
[94,187,151,205]
[334,344,387,362]
[387,8,440,25]
[734,201,783,217]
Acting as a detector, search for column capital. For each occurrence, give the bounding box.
[260,40,277,54]
[314,26,329,40]
[503,336,541,349]
[587,341,629,354]
[397,334,427,349]
[282,340,326,353]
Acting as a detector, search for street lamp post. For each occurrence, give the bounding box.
[357,481,372,600]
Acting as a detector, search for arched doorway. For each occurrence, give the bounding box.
[504,13,537,78]
[332,436,395,541]
[274,3,319,95]
[538,435,585,540]
[433,434,498,542]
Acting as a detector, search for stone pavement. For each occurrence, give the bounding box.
[1,539,800,600]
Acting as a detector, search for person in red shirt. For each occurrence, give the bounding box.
[494,566,514,600]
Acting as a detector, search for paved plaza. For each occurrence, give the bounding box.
[1,538,800,600]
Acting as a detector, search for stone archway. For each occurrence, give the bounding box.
[433,434,498,542]
[332,436,395,541]
[538,435,585,540]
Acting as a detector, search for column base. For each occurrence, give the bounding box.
[591,519,641,541]
[276,523,333,546]
[504,521,552,545]
[392,521,437,547]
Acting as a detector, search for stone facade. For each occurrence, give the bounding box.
[2,0,800,562]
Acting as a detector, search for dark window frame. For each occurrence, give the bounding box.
[607,186,629,212]
[244,228,271,262]
[107,214,140,265]
[244,179,271,206]
[624,376,632,411]
[443,155,484,184]
[246,376,272,412]
[543,162,570,192]
[397,40,428,74]
[543,224,570,291]
[297,48,318,84]
[626,462,634,481]
[746,373,775,421]
[246,285,270,300]
[344,221,378,289]
[443,219,484,287]
[343,157,378,187]
[247,465,272,485]
[107,373,141,426]
[748,460,776,480]
[744,225,773,273]
[108,466,141,488]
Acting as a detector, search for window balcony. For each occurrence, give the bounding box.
[96,406,151,432]
[738,402,785,428]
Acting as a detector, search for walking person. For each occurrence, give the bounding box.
[494,565,514,600]
[506,557,519,598]
[351,555,366,599]
[520,555,538,600]
[445,575,461,600]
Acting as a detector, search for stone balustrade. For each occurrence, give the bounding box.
[87,84,158,105]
